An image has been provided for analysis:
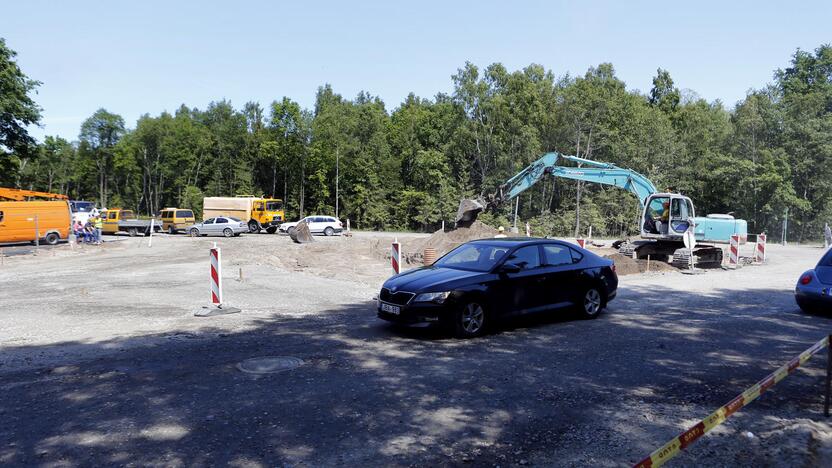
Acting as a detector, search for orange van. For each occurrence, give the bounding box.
[0,200,71,245]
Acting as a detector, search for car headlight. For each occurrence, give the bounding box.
[413,291,451,304]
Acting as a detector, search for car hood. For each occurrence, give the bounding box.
[383,266,487,292]
[815,266,832,285]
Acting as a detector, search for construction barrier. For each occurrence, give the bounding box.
[391,239,401,274]
[754,233,767,264]
[634,335,831,468]
[210,244,222,305]
[728,234,739,267]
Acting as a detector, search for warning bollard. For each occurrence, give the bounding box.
[728,234,739,268]
[210,244,222,305]
[754,233,767,264]
[391,238,401,274]
[195,242,241,317]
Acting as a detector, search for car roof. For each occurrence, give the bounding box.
[469,237,562,245]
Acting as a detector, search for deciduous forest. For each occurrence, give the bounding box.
[2,38,831,240]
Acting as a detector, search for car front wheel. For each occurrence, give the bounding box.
[189,228,200,237]
[168,226,175,235]
[579,287,604,319]
[454,302,487,338]
[287,226,296,236]
[248,221,260,233]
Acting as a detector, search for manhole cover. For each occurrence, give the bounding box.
[237,356,304,374]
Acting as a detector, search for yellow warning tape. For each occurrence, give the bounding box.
[634,335,829,467]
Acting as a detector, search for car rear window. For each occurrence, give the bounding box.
[819,249,832,266]
[543,244,573,266]
[176,210,193,218]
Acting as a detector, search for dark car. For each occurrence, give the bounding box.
[795,248,832,313]
[377,238,618,338]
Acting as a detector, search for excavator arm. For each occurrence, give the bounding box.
[455,152,657,226]
[0,187,69,201]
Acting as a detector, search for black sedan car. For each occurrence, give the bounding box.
[377,238,618,337]
[795,248,832,313]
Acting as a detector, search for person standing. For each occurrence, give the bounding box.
[93,215,103,245]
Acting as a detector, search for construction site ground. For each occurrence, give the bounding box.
[1,232,832,466]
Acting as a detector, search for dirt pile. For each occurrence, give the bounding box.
[404,221,499,264]
[603,253,677,275]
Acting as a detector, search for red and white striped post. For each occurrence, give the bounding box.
[576,238,586,248]
[755,233,767,264]
[210,242,222,305]
[391,238,401,274]
[728,234,740,268]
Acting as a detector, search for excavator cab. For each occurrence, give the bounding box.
[640,193,695,240]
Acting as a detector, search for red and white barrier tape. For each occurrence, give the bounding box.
[635,335,830,467]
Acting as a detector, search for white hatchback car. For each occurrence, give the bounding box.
[279,216,343,236]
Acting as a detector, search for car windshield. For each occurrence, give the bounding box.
[70,201,95,213]
[433,243,511,272]
[265,201,283,211]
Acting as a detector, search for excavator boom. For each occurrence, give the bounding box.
[0,187,69,201]
[455,152,656,226]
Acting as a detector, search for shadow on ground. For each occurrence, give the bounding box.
[2,285,832,466]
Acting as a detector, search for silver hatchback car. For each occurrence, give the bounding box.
[187,217,248,237]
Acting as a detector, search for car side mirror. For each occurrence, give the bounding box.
[498,263,521,274]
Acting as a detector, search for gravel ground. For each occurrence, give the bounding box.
[1,233,831,466]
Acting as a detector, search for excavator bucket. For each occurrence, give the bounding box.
[455,198,485,228]
[289,220,314,243]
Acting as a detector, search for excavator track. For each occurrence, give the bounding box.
[671,246,723,269]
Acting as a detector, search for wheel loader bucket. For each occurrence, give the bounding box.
[455,198,485,228]
[289,220,314,243]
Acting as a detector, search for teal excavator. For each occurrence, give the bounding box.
[455,152,747,268]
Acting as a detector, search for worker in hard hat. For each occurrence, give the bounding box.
[494,226,507,238]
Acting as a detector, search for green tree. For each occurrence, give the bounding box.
[79,109,126,206]
[0,38,42,185]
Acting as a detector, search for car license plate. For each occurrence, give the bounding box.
[380,302,400,315]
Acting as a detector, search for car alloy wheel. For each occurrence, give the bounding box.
[189,228,199,237]
[223,228,233,238]
[128,227,138,237]
[324,227,334,236]
[457,302,485,337]
[582,288,602,318]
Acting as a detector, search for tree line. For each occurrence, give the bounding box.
[2,38,831,240]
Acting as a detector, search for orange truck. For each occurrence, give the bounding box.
[0,200,72,245]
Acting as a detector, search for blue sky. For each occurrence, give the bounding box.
[4,0,830,142]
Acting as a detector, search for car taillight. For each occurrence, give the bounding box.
[800,274,812,285]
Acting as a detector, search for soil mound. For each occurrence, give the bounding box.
[404,221,498,264]
[604,253,678,275]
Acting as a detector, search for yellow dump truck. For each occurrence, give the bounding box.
[202,196,285,233]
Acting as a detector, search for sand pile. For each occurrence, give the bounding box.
[404,221,498,264]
